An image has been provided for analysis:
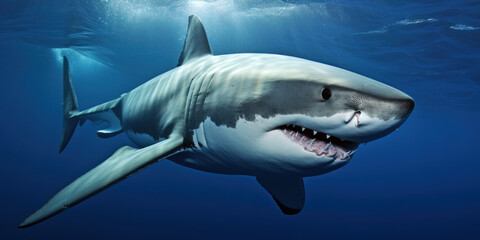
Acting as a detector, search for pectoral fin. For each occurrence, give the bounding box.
[19,135,184,228]
[257,176,305,215]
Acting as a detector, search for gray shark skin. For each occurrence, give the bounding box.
[19,15,414,228]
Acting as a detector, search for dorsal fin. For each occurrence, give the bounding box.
[177,15,212,66]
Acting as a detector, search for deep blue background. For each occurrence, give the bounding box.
[1,1,479,239]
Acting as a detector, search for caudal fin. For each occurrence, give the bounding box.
[59,56,80,153]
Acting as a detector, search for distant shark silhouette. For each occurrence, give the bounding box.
[19,15,414,228]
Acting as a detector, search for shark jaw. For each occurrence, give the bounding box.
[178,114,370,177]
[275,124,358,161]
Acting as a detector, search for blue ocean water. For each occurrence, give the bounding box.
[1,0,479,239]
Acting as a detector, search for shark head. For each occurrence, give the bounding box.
[188,54,414,176]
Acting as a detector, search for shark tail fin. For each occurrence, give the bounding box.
[59,56,81,153]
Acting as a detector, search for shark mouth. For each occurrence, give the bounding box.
[277,124,359,161]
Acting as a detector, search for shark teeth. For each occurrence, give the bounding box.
[277,124,359,161]
[328,149,338,158]
[323,142,331,151]
[347,149,356,156]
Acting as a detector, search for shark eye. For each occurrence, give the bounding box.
[321,88,332,100]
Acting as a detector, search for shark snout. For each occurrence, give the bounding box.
[400,97,415,118]
[348,96,414,143]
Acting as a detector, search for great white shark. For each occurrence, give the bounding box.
[19,15,414,227]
